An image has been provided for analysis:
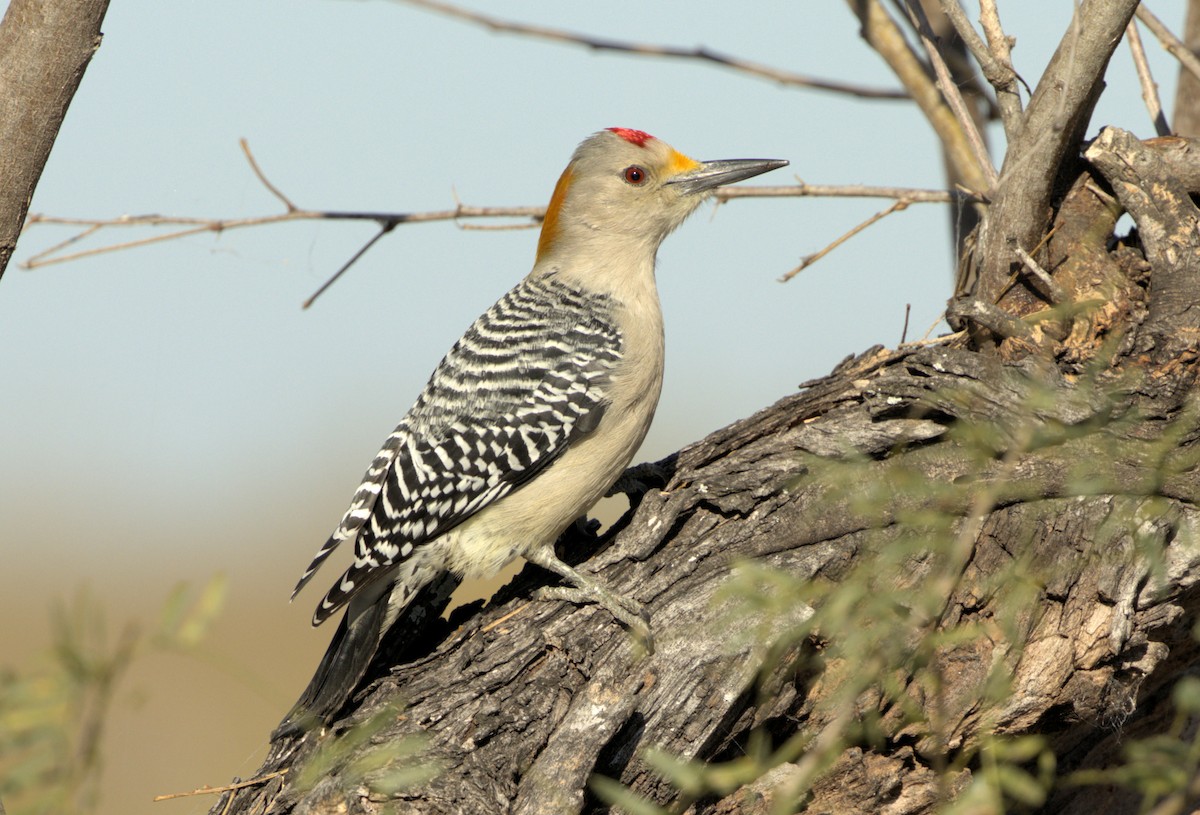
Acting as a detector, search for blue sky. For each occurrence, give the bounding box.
[0,2,1179,812]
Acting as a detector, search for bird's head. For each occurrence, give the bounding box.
[536,128,788,264]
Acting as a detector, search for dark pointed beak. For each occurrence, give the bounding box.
[665,157,789,195]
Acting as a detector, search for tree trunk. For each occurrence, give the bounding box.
[213,132,1200,815]
[0,0,111,280]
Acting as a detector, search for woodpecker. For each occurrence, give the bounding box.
[283,128,786,730]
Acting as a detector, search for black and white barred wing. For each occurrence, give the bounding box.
[291,277,623,626]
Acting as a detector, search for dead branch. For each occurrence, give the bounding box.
[844,0,991,198]
[901,0,999,190]
[719,182,976,204]
[1136,4,1200,87]
[935,0,1023,136]
[1171,1,1200,136]
[779,198,912,282]
[23,137,972,306]
[1126,19,1172,137]
[395,0,908,101]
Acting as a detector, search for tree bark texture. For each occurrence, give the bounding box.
[0,0,110,280]
[214,133,1200,815]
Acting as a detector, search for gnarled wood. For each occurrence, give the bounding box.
[214,319,1200,813]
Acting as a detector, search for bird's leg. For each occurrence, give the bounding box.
[525,545,654,652]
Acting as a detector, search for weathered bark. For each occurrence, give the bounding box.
[0,0,110,280]
[213,132,1200,815]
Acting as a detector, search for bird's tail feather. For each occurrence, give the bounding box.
[272,567,461,740]
[272,589,392,738]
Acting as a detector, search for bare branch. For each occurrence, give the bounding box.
[935,0,1023,135]
[1135,4,1200,87]
[21,204,545,269]
[23,127,977,306]
[240,139,297,212]
[717,181,977,204]
[978,0,1026,91]
[844,0,992,196]
[23,178,972,269]
[779,199,912,282]
[902,0,1000,189]
[395,0,908,100]
[302,223,396,309]
[154,770,289,802]
[1126,19,1172,136]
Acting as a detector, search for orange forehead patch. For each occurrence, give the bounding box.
[536,165,573,261]
[667,149,701,175]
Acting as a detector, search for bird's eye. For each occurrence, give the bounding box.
[623,165,647,185]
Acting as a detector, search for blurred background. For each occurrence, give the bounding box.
[0,1,1179,813]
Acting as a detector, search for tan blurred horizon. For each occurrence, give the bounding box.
[3,492,629,815]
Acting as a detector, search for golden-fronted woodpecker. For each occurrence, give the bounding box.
[284,128,787,729]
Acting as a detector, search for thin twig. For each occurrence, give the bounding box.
[23,182,972,270]
[846,0,991,197]
[902,0,999,190]
[23,222,103,265]
[779,199,912,282]
[1126,19,1172,136]
[1014,245,1068,304]
[24,135,975,306]
[717,181,978,204]
[900,302,912,344]
[396,0,908,100]
[303,222,397,309]
[1135,4,1200,86]
[21,205,545,269]
[935,0,1023,135]
[153,769,289,802]
[479,603,532,634]
[240,139,297,211]
[978,0,1028,94]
